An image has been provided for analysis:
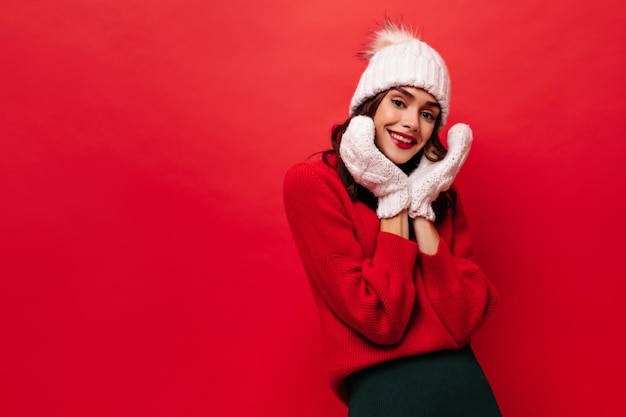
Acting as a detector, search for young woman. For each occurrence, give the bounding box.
[283,22,501,416]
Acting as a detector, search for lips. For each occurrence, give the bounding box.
[388,130,417,150]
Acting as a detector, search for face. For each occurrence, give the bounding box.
[372,86,441,165]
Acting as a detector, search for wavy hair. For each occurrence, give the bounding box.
[322,89,457,222]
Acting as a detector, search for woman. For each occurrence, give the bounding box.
[283,22,501,416]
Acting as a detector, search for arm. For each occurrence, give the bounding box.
[283,162,418,345]
[407,125,497,343]
[412,216,440,254]
[381,209,410,239]
[417,193,499,345]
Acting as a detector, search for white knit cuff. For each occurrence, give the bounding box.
[377,189,410,219]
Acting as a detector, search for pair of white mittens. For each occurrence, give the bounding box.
[339,116,472,221]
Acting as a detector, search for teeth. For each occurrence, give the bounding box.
[390,132,414,144]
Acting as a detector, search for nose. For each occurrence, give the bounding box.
[402,112,419,131]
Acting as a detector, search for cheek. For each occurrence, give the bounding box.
[379,107,396,122]
[423,125,435,140]
[373,126,385,149]
[372,104,395,125]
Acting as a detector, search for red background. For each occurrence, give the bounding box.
[1,1,625,416]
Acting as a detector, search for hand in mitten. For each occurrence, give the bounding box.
[339,115,409,219]
[408,123,473,221]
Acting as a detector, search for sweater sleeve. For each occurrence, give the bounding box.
[283,162,419,345]
[418,191,499,345]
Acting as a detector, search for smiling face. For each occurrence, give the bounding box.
[372,86,441,165]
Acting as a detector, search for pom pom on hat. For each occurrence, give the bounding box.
[362,24,416,58]
[349,22,451,126]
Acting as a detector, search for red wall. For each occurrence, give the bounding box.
[1,1,625,416]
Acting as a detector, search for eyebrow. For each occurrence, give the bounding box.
[392,87,441,109]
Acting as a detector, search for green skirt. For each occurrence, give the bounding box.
[346,345,501,417]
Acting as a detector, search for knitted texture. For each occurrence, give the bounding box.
[409,123,473,221]
[349,24,451,126]
[283,154,499,404]
[339,116,409,219]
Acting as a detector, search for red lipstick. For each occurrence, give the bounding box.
[388,130,417,150]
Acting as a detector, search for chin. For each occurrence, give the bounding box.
[389,153,417,166]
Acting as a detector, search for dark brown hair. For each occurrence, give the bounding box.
[322,89,457,222]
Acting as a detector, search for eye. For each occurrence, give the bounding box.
[421,111,436,121]
[391,98,406,108]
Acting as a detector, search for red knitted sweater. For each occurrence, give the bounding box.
[283,154,499,403]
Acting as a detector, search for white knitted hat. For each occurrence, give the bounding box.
[349,24,451,126]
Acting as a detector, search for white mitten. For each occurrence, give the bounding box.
[408,123,473,221]
[339,116,409,219]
